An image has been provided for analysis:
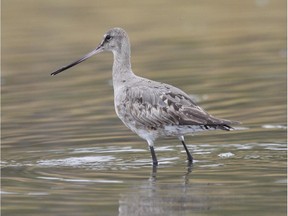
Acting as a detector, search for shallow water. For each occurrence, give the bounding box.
[2,0,287,215]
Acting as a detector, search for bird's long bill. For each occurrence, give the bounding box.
[51,45,103,76]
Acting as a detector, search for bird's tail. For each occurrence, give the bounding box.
[210,117,241,131]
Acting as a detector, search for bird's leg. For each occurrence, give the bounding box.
[149,146,158,166]
[147,140,158,166]
[182,140,193,162]
[179,136,193,163]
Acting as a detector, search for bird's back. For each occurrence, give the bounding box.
[114,75,237,140]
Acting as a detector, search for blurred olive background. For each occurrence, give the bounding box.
[2,0,287,216]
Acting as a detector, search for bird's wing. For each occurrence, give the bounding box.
[122,84,231,129]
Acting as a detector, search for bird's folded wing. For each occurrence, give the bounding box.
[123,86,221,128]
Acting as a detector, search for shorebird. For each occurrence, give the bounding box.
[51,27,238,166]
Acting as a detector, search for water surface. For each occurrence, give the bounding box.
[2,0,287,215]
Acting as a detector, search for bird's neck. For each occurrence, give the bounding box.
[112,50,134,86]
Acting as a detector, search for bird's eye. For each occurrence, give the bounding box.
[105,35,112,41]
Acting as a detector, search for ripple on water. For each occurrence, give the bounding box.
[71,146,146,154]
[261,124,287,129]
[199,163,224,168]
[37,156,115,167]
[37,176,123,184]
[218,152,235,158]
[261,143,287,151]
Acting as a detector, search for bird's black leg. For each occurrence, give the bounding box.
[149,146,158,166]
[181,140,193,163]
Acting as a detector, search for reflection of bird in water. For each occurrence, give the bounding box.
[118,165,209,216]
[149,163,192,184]
[51,28,239,166]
